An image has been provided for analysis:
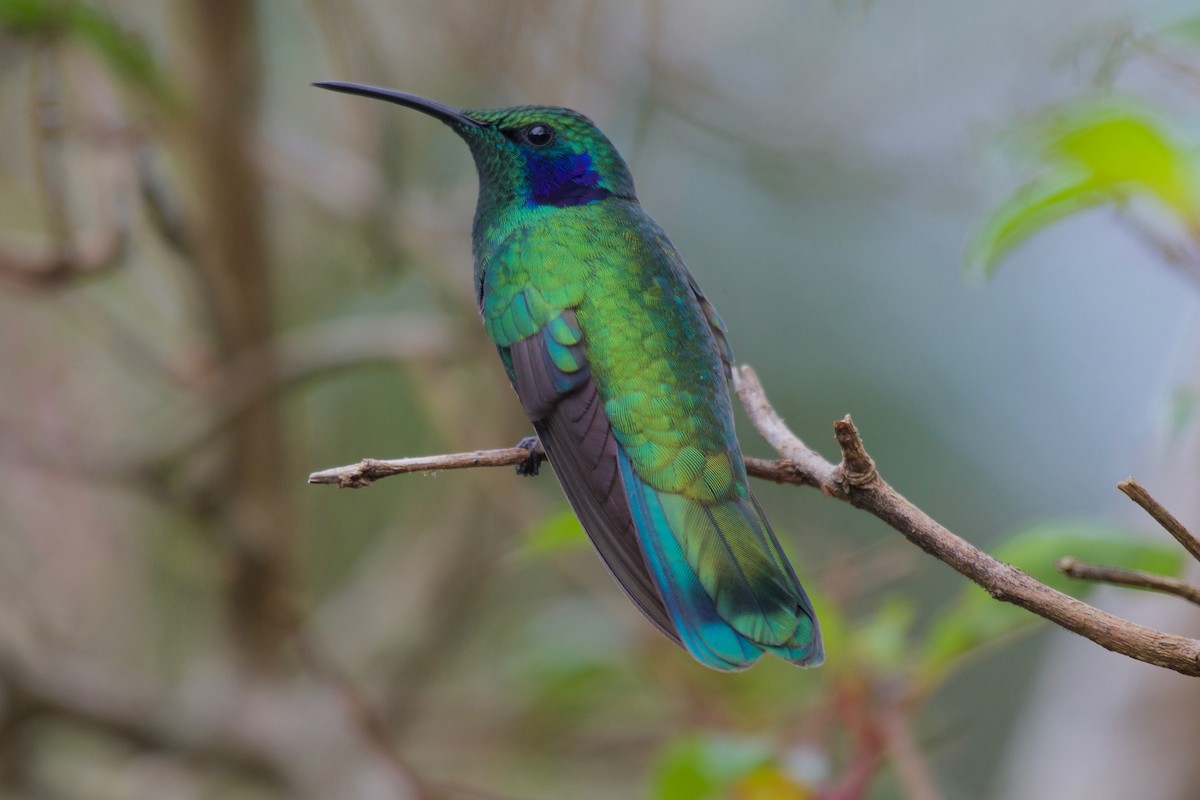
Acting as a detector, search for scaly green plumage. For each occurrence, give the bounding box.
[316,81,823,670]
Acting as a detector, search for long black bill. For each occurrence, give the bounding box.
[313,81,483,128]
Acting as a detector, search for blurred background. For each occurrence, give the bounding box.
[2,1,1200,798]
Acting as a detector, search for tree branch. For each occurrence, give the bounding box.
[732,365,1200,677]
[308,363,1200,677]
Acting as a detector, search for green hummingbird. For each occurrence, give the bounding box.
[316,81,822,670]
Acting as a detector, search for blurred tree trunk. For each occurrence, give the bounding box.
[187,0,293,663]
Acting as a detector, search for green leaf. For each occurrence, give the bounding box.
[973,101,1198,275]
[971,172,1106,276]
[520,508,587,559]
[651,733,775,800]
[919,522,1184,683]
[1051,110,1194,213]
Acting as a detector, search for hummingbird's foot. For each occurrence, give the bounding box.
[514,435,545,477]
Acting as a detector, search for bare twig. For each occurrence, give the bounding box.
[308,444,806,489]
[1118,477,1200,565]
[309,447,545,488]
[1057,557,1200,607]
[310,363,1200,677]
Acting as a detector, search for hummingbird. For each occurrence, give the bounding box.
[315,81,822,671]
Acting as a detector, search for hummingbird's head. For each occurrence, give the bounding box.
[457,105,637,208]
[314,82,637,209]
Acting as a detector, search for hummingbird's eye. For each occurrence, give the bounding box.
[521,124,555,148]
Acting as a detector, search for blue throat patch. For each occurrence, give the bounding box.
[526,151,612,207]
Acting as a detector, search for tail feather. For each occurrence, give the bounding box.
[618,448,823,670]
[745,493,822,666]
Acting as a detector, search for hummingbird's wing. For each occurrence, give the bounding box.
[685,272,734,378]
[504,310,681,645]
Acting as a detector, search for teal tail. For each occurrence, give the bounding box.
[617,449,823,671]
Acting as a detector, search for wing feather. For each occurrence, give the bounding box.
[508,314,680,644]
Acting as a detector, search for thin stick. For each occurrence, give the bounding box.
[309,448,545,488]
[309,446,806,489]
[1057,557,1200,607]
[1118,478,1200,565]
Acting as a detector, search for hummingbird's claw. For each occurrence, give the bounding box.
[514,435,544,477]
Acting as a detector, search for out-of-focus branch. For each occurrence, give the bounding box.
[32,47,70,248]
[1057,558,1200,606]
[136,146,194,257]
[0,51,131,289]
[0,226,128,288]
[878,707,941,800]
[289,629,432,799]
[0,639,422,799]
[148,314,452,475]
[309,364,1200,677]
[0,314,451,516]
[1119,212,1200,289]
[208,315,451,409]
